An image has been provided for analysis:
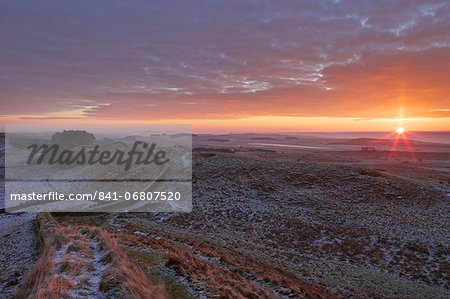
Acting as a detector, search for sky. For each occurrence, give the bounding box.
[1,0,449,132]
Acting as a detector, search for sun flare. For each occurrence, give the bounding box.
[396,127,405,134]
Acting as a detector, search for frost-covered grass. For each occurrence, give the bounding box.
[15,213,167,299]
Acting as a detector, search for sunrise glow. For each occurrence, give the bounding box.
[1,2,449,298]
[0,1,449,132]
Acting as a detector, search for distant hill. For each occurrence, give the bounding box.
[329,137,444,148]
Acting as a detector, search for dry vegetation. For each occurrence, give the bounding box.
[2,142,449,298]
[96,228,167,299]
[54,212,331,298]
[42,152,448,298]
[106,153,448,298]
[14,213,167,299]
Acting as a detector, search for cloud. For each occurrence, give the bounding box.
[18,116,85,120]
[0,0,448,120]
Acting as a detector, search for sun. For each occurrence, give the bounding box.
[396,127,405,134]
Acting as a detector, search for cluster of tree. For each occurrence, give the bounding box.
[50,130,95,146]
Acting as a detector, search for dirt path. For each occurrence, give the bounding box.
[14,213,167,298]
[49,227,109,299]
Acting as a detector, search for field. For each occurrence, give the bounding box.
[0,132,449,298]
